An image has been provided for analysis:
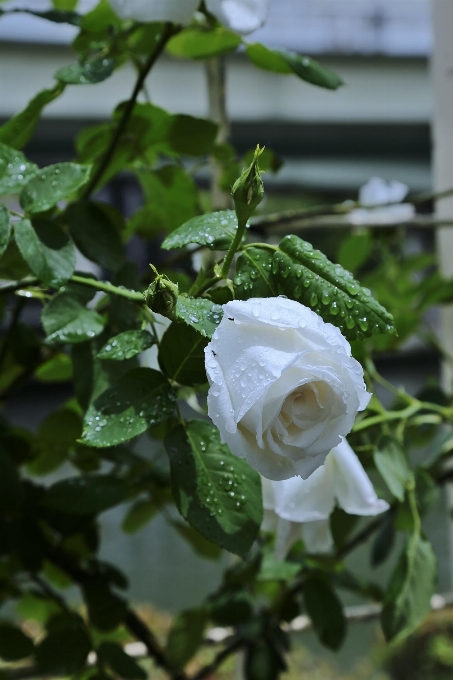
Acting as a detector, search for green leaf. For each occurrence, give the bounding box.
[162,210,240,251]
[167,26,241,59]
[81,367,176,448]
[35,353,73,382]
[337,232,372,273]
[273,235,395,340]
[0,8,81,25]
[381,533,437,642]
[43,474,128,515]
[122,500,157,534]
[303,578,346,651]
[0,450,22,515]
[175,297,223,338]
[131,166,198,237]
[246,43,343,90]
[28,408,82,475]
[98,330,154,361]
[374,436,412,502]
[0,143,38,196]
[0,84,65,150]
[64,201,125,272]
[35,615,91,675]
[371,511,395,568]
[20,163,91,214]
[258,554,300,582]
[235,247,277,299]
[171,521,222,560]
[158,323,207,386]
[245,640,284,680]
[83,579,127,631]
[0,624,34,661]
[14,219,76,287]
[168,114,217,156]
[165,609,206,671]
[56,56,117,85]
[0,205,11,258]
[165,420,263,558]
[98,642,146,680]
[42,293,105,344]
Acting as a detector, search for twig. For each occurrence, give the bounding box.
[206,56,230,210]
[190,638,243,680]
[82,23,175,197]
[254,214,453,234]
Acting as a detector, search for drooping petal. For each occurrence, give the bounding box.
[108,0,199,23]
[301,519,333,554]
[274,516,302,561]
[206,0,271,34]
[271,464,336,522]
[331,439,390,516]
[359,177,409,206]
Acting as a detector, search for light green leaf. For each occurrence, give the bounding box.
[258,554,300,582]
[56,56,117,85]
[246,43,343,90]
[162,210,240,251]
[303,578,346,650]
[81,367,176,448]
[0,205,12,257]
[35,353,73,382]
[14,218,76,287]
[158,323,207,386]
[165,419,263,557]
[43,474,128,515]
[0,84,65,150]
[42,293,105,344]
[374,437,412,502]
[122,500,158,534]
[165,609,206,671]
[64,201,125,272]
[273,235,395,340]
[174,297,223,339]
[98,330,154,361]
[234,247,277,299]
[0,624,34,661]
[381,533,437,642]
[20,163,91,214]
[0,143,38,196]
[167,26,241,60]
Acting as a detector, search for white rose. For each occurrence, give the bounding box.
[204,297,371,481]
[262,438,390,558]
[108,0,271,34]
[348,177,415,226]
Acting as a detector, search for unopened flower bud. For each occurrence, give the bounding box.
[231,145,265,226]
[144,267,179,318]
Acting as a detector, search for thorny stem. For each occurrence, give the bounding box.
[82,23,175,198]
[221,218,248,278]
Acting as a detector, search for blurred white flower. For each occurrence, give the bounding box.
[348,177,415,225]
[262,438,389,558]
[108,0,271,33]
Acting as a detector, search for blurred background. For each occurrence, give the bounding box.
[1,1,452,678]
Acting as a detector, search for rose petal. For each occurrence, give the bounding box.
[301,519,334,554]
[271,466,336,522]
[109,0,199,23]
[206,0,271,34]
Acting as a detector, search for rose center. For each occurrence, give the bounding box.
[279,381,329,431]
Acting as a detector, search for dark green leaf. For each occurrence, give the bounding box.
[28,408,82,475]
[167,26,241,59]
[165,609,206,671]
[171,521,222,560]
[35,616,91,675]
[56,57,117,85]
[168,114,217,156]
[122,500,157,534]
[14,218,75,287]
[210,592,253,626]
[83,579,127,631]
[0,84,65,150]
[98,642,146,680]
[165,420,262,558]
[0,624,34,661]
[131,166,198,237]
[98,330,154,361]
[42,293,105,343]
[175,297,223,338]
[273,235,395,340]
[303,578,346,650]
[245,640,284,680]
[20,163,91,214]
[64,200,125,271]
[81,367,175,448]
[0,206,11,258]
[381,533,436,642]
[235,247,277,299]
[337,233,372,273]
[0,451,22,515]
[43,474,128,515]
[246,43,343,90]
[371,511,395,568]
[0,143,38,196]
[162,210,240,251]
[159,323,207,386]
[374,436,412,502]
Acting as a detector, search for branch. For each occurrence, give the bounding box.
[82,23,175,197]
[190,638,243,680]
